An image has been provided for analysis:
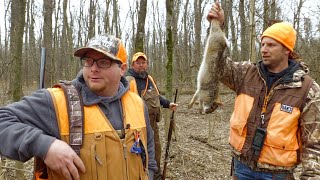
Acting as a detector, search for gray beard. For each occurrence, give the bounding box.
[138,71,148,79]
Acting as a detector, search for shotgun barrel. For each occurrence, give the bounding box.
[162,88,178,180]
[34,47,47,179]
[39,47,46,89]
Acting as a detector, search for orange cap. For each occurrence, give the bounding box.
[74,34,127,64]
[131,52,148,65]
[261,22,296,52]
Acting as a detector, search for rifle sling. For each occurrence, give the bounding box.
[34,81,84,179]
[57,81,84,156]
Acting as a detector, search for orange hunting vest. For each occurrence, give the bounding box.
[229,66,312,170]
[46,87,149,180]
[127,75,160,96]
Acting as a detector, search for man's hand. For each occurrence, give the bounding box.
[44,139,86,180]
[169,103,178,112]
[207,1,225,26]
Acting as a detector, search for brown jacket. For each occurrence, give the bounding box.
[220,57,320,178]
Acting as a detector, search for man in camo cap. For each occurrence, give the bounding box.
[0,34,157,180]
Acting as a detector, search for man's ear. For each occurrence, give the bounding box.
[284,46,291,55]
[120,63,128,76]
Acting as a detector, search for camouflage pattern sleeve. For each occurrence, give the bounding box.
[219,57,254,92]
[299,81,320,179]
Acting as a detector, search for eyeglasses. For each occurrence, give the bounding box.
[134,61,147,65]
[80,57,121,68]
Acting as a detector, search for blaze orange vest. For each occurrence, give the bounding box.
[46,87,149,180]
[127,75,159,96]
[229,66,313,170]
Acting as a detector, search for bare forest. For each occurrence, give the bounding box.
[0,0,319,179]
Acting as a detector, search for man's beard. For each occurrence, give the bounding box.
[137,71,148,78]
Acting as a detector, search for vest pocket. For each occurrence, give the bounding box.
[259,144,297,167]
[258,103,300,167]
[229,94,253,151]
[143,88,160,108]
[131,130,148,180]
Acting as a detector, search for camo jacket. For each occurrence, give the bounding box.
[220,58,320,179]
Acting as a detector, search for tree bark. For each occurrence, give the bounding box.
[134,0,147,53]
[10,0,27,177]
[239,0,248,61]
[88,0,97,38]
[43,0,54,87]
[249,0,256,62]
[10,0,26,101]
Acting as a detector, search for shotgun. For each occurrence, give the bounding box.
[162,88,178,180]
[39,47,46,89]
[34,47,48,179]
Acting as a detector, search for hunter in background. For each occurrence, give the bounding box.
[126,52,178,180]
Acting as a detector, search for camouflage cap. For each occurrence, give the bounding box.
[74,34,127,64]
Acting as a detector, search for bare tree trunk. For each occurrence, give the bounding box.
[172,0,180,87]
[29,0,37,85]
[239,0,248,61]
[112,0,120,37]
[164,0,175,141]
[66,0,78,79]
[293,0,304,48]
[88,0,97,38]
[3,1,11,96]
[11,0,26,101]
[263,0,268,31]
[166,0,173,100]
[43,0,54,87]
[77,0,84,47]
[104,0,111,34]
[134,0,147,53]
[61,0,76,80]
[249,0,256,62]
[190,0,202,88]
[10,0,27,177]
[221,0,229,38]
[228,0,238,59]
[55,0,63,80]
[24,0,30,87]
[181,0,189,83]
[270,0,276,20]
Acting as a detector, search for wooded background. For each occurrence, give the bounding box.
[0,0,319,178]
[0,0,319,103]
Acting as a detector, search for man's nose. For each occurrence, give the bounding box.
[261,45,267,53]
[90,61,100,71]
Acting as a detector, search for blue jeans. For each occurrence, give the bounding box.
[233,158,290,180]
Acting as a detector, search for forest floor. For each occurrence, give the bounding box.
[158,90,235,180]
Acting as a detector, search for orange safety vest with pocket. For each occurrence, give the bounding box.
[126,75,161,122]
[34,82,149,180]
[229,66,313,170]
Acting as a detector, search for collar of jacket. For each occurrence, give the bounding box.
[257,59,308,89]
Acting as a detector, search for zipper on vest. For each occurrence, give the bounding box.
[122,139,130,180]
[123,140,127,159]
[95,153,103,165]
[260,77,281,125]
[93,144,103,165]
